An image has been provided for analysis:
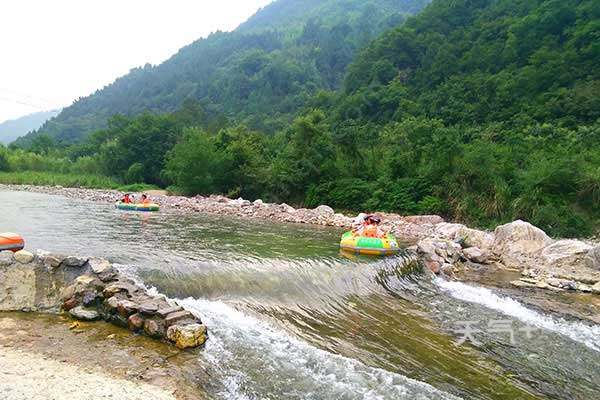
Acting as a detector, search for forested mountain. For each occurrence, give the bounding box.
[5,0,599,236]
[0,109,60,144]
[17,0,429,145]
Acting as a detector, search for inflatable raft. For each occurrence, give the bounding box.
[0,232,25,252]
[340,231,400,256]
[115,202,160,212]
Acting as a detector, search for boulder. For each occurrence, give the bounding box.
[456,227,494,251]
[13,250,34,264]
[539,240,593,269]
[493,220,553,268]
[462,247,490,264]
[433,223,466,240]
[592,282,600,295]
[314,205,334,216]
[69,306,100,321]
[585,246,600,271]
[167,323,207,349]
[61,256,88,268]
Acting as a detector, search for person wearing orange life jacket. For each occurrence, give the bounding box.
[140,194,151,205]
[355,214,386,238]
[121,193,132,204]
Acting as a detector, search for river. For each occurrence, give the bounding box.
[1,190,599,399]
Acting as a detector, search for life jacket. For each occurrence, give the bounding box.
[363,224,379,238]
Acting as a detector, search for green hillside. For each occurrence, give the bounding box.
[16,0,429,146]
[5,0,599,236]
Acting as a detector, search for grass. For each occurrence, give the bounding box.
[0,171,160,192]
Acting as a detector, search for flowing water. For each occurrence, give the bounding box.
[2,190,599,399]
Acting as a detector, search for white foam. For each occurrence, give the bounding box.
[180,297,459,400]
[435,279,600,352]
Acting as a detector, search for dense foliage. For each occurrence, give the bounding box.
[6,0,600,237]
[15,0,429,146]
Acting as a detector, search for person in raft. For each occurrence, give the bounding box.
[354,214,386,238]
[121,193,133,203]
[140,194,151,205]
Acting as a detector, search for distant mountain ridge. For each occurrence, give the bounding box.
[0,109,61,145]
[16,0,430,146]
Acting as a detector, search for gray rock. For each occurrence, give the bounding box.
[61,256,88,268]
[462,247,490,264]
[69,306,100,321]
[539,240,592,269]
[143,319,165,338]
[157,305,183,318]
[89,258,112,274]
[592,282,600,295]
[493,220,553,268]
[0,252,15,266]
[165,310,195,327]
[585,246,600,271]
[314,205,334,216]
[116,300,138,317]
[13,250,34,264]
[456,227,494,251]
[138,303,159,315]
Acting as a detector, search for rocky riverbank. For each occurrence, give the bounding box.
[0,250,207,349]
[2,184,599,296]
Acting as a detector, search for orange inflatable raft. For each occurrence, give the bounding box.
[0,232,25,252]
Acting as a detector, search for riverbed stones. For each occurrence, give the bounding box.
[0,251,207,348]
[69,306,100,321]
[167,323,207,349]
[13,250,34,264]
[592,282,600,295]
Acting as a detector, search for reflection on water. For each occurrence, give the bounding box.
[2,190,599,400]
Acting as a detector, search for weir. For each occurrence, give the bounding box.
[0,249,207,349]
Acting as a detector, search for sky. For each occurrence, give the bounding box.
[0,0,273,123]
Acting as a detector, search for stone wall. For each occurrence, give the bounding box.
[0,250,207,349]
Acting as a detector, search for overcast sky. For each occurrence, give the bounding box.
[0,0,273,123]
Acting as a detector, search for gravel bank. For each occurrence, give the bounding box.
[0,347,176,400]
